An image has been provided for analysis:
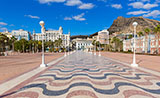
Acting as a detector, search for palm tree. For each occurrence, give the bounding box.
[154,25,160,54]
[0,33,8,52]
[38,41,42,52]
[28,40,33,53]
[137,31,144,53]
[45,40,54,52]
[10,36,17,52]
[20,38,27,53]
[54,38,62,51]
[144,28,150,53]
[96,41,100,51]
[92,40,97,51]
[111,37,122,51]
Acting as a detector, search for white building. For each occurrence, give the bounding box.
[32,26,70,47]
[98,29,110,44]
[72,38,93,51]
[11,29,31,40]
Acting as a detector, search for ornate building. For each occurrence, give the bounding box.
[11,29,31,40]
[32,26,70,47]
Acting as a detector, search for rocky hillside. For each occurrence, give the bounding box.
[108,16,160,34]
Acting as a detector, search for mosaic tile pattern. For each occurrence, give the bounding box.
[1,51,160,98]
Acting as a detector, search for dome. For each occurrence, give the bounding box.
[59,26,63,30]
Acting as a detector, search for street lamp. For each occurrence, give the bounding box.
[131,22,138,67]
[39,21,47,67]
[68,41,70,55]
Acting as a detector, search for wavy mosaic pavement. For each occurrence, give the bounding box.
[2,51,160,98]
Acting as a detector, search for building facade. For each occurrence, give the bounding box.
[90,29,110,45]
[32,26,70,47]
[11,29,31,40]
[98,30,110,44]
[72,38,93,51]
[123,35,160,54]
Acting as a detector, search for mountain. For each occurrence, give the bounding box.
[108,16,160,34]
[70,35,88,40]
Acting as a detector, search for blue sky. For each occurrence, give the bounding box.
[0,0,160,35]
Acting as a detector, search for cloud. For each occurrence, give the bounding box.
[0,22,7,26]
[38,0,65,4]
[128,2,158,9]
[25,15,40,19]
[65,13,86,21]
[127,10,149,15]
[128,2,144,9]
[21,25,28,28]
[64,17,72,20]
[143,3,158,9]
[129,0,150,2]
[140,0,150,2]
[65,0,82,6]
[9,24,15,26]
[72,13,86,21]
[97,0,107,2]
[111,4,122,9]
[0,27,8,31]
[143,10,160,18]
[38,0,94,10]
[156,0,160,3]
[78,3,94,9]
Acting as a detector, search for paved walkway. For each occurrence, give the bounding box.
[101,52,160,72]
[0,53,64,83]
[0,51,160,98]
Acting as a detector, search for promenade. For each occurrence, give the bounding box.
[101,52,160,72]
[0,51,160,98]
[0,53,64,83]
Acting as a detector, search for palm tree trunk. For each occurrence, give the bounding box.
[12,42,14,52]
[23,44,24,53]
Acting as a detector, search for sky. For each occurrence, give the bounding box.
[0,0,160,35]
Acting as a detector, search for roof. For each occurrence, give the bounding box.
[70,35,88,39]
[89,32,98,37]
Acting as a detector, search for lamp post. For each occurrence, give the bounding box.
[39,21,46,67]
[68,40,70,55]
[131,22,138,67]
